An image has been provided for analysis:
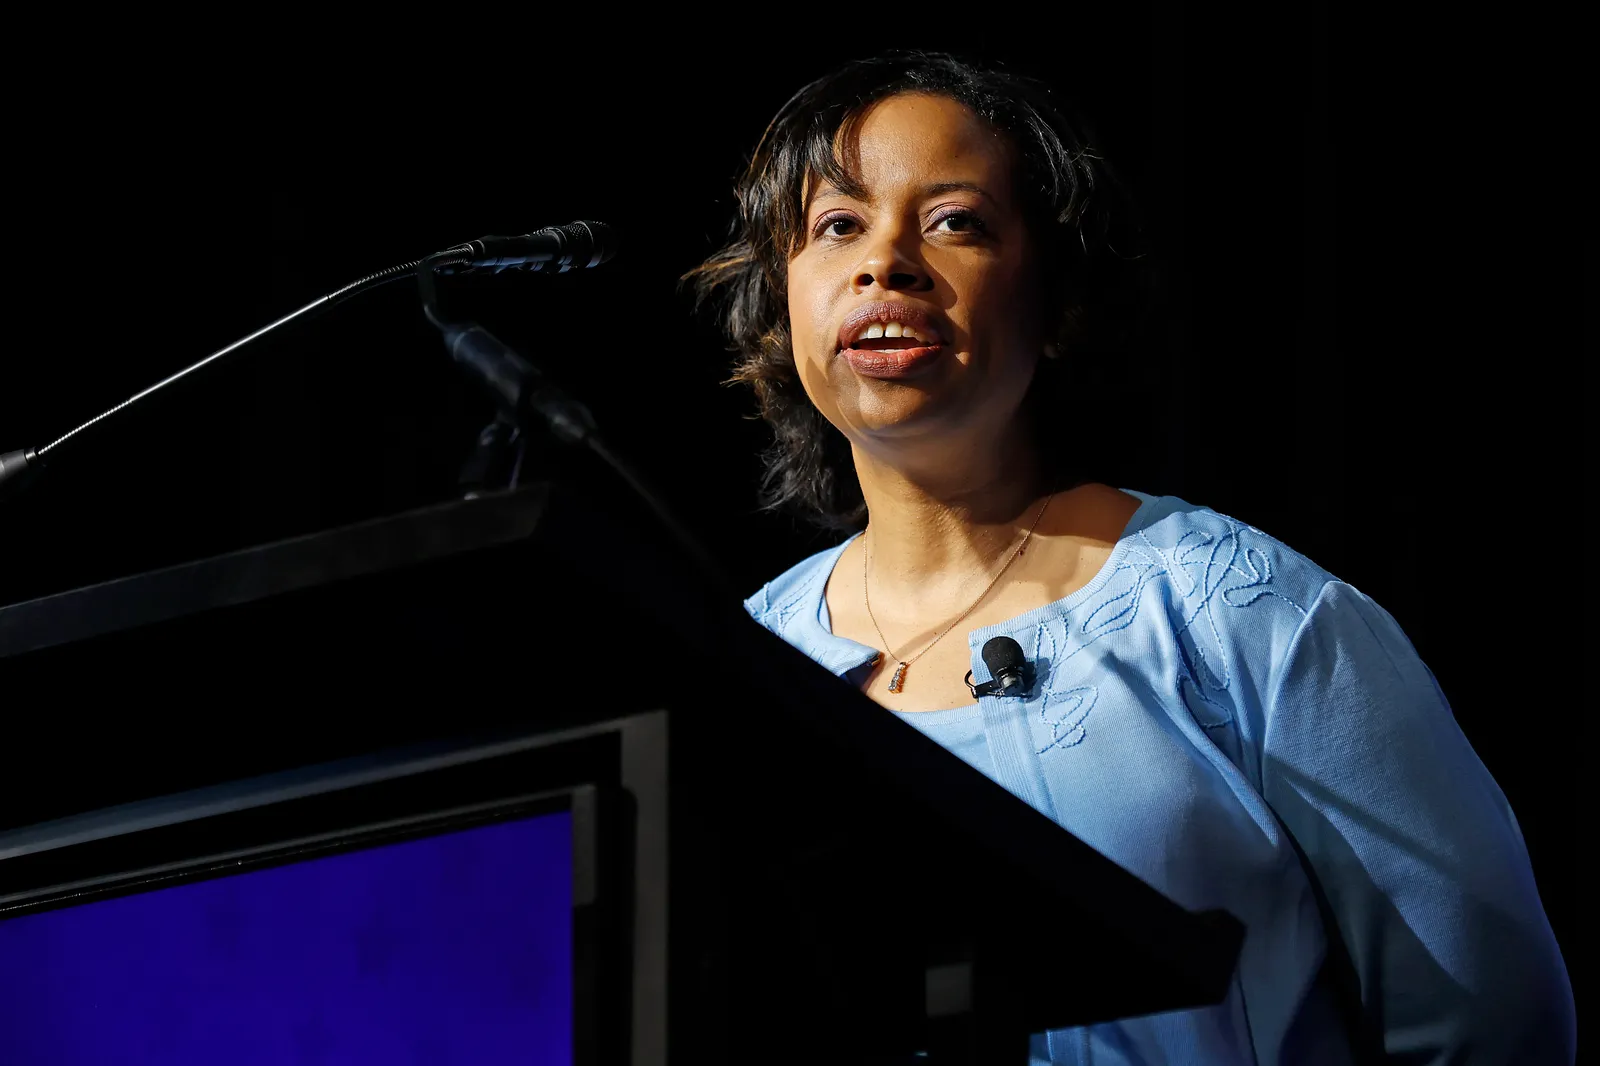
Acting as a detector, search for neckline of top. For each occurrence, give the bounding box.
[792,488,1163,687]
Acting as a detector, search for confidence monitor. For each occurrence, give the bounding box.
[0,730,632,1066]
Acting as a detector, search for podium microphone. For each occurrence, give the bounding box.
[430,221,618,275]
[964,636,1037,699]
[0,222,615,497]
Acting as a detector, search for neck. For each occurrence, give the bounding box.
[852,432,1048,610]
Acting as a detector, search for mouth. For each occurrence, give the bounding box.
[836,301,949,379]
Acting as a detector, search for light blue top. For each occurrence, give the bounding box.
[743,491,1574,1065]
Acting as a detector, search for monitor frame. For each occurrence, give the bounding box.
[0,727,634,1066]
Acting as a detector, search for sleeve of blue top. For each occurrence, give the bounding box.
[1261,580,1575,1065]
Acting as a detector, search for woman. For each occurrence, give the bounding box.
[691,54,1574,1064]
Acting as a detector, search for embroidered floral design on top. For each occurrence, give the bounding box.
[1033,517,1309,754]
[1038,685,1098,752]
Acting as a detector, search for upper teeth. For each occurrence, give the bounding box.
[854,322,932,344]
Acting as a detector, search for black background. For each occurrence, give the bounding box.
[0,5,1584,1012]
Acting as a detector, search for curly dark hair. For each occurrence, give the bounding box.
[688,52,1159,533]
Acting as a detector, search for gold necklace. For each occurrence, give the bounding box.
[863,494,1054,694]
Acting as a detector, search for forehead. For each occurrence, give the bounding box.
[818,92,1015,201]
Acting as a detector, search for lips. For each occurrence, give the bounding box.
[836,301,949,380]
[836,301,946,352]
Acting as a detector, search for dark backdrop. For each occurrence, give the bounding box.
[0,5,1583,1011]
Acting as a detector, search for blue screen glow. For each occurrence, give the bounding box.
[0,810,573,1065]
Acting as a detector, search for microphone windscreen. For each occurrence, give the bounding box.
[981,636,1026,677]
[564,220,618,268]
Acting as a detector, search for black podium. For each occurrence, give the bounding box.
[0,483,1243,1064]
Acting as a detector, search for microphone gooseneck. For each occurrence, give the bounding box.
[35,257,429,467]
[0,223,610,499]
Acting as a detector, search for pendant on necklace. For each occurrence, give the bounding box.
[888,661,908,693]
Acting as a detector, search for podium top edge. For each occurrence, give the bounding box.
[0,484,554,659]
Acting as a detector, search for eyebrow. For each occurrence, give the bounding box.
[809,180,1001,208]
[922,181,999,205]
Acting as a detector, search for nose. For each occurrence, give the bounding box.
[850,228,933,294]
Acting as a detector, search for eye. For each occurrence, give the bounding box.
[813,212,860,240]
[931,209,987,235]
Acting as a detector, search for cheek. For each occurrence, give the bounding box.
[786,260,836,363]
[783,260,838,412]
[965,253,1044,358]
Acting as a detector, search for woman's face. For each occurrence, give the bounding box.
[786,92,1045,460]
